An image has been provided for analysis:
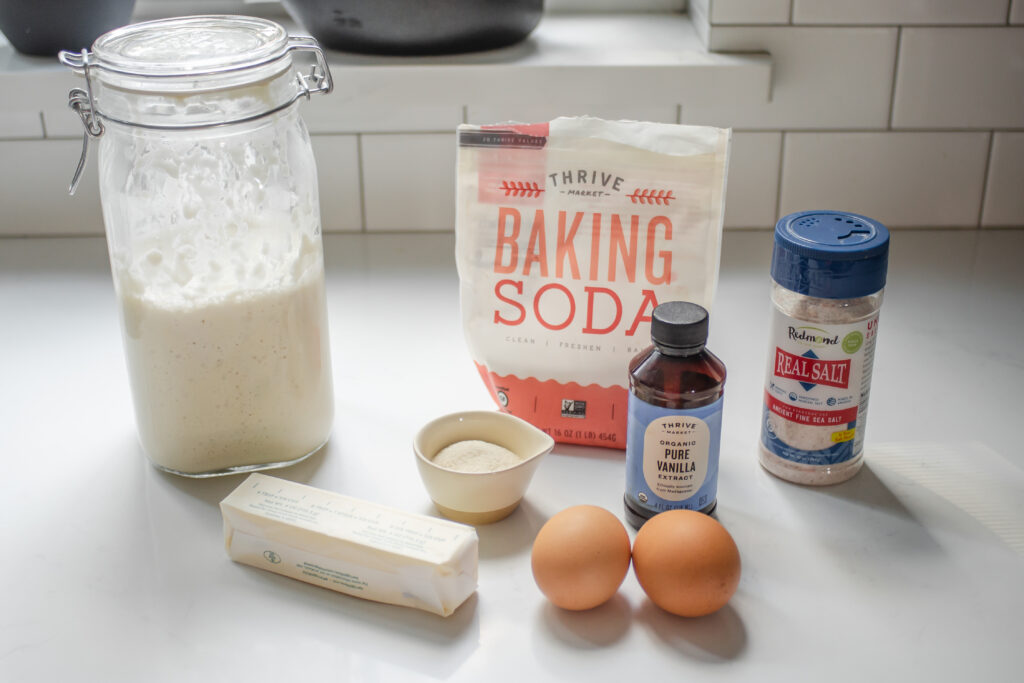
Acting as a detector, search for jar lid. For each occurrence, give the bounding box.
[651,301,709,354]
[94,15,288,77]
[771,210,890,299]
[70,15,299,93]
[57,16,333,194]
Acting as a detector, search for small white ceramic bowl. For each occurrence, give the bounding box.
[414,410,555,524]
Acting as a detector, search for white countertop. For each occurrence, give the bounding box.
[2,229,1022,681]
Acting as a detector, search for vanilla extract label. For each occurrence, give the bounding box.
[640,413,712,502]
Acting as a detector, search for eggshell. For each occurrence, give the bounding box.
[531,505,632,611]
[632,510,741,617]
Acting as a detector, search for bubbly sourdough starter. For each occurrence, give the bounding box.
[115,242,333,475]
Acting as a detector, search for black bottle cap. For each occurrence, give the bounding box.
[651,301,709,354]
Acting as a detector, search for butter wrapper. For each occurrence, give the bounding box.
[220,473,478,616]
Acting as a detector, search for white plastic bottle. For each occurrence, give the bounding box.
[760,211,890,485]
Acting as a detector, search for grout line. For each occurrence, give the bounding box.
[774,131,787,220]
[707,23,790,28]
[723,127,1024,133]
[977,131,996,228]
[356,134,367,233]
[966,218,983,272]
[712,48,775,54]
[356,130,462,136]
[0,232,105,240]
[311,129,459,136]
[39,112,47,139]
[888,27,903,130]
[24,127,1021,142]
[788,0,795,24]
[676,104,683,124]
[1009,2,1014,25]
[462,105,468,125]
[9,225,1017,241]
[0,136,48,142]
[305,127,1024,136]
[715,22,1020,28]
[722,224,1018,231]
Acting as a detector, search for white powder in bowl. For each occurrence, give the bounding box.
[432,440,524,473]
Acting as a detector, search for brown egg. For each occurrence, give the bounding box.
[632,510,741,617]
[531,505,632,611]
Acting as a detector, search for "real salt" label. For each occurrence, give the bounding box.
[761,310,879,466]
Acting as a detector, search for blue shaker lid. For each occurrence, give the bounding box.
[771,210,890,299]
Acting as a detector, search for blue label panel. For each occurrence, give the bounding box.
[625,394,723,515]
[760,404,856,465]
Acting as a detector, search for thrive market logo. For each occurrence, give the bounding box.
[547,169,625,198]
[543,169,676,205]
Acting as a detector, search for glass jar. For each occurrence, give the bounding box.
[60,16,335,477]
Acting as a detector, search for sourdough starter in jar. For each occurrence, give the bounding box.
[117,231,333,475]
[759,211,889,485]
[61,16,335,475]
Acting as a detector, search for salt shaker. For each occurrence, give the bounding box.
[60,16,335,476]
[760,211,889,485]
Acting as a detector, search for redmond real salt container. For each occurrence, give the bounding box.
[759,210,889,485]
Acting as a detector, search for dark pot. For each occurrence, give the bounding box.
[282,0,544,56]
[0,0,136,56]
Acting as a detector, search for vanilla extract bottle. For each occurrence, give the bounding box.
[624,302,726,529]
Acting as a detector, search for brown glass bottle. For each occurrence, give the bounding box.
[624,302,727,529]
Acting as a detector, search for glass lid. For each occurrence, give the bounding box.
[91,15,290,77]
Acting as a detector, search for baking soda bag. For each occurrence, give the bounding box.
[456,117,730,448]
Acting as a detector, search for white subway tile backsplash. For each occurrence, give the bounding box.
[303,99,462,135]
[311,135,363,233]
[779,132,989,228]
[892,28,1024,129]
[546,0,686,11]
[467,104,678,126]
[2,12,1019,238]
[689,0,712,45]
[724,131,782,228]
[792,0,1010,25]
[361,134,457,231]
[41,107,84,138]
[685,27,898,129]
[1012,1,1024,23]
[0,111,42,139]
[0,140,103,236]
[710,0,791,24]
[34,71,84,138]
[981,133,1024,227]
[0,136,364,237]
[689,0,708,16]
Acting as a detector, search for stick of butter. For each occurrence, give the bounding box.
[220,473,478,617]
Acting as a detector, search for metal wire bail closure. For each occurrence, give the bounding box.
[287,36,333,99]
[57,35,333,196]
[59,49,104,195]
